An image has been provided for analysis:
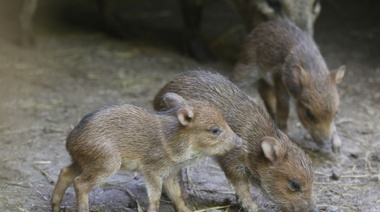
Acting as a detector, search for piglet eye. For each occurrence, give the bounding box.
[289,180,301,191]
[306,109,316,123]
[210,127,222,136]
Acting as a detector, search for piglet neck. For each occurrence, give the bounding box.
[159,116,197,164]
[248,145,271,184]
[247,122,285,183]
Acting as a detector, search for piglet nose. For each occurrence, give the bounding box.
[235,136,243,147]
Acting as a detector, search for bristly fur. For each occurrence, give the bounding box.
[232,20,344,152]
[153,70,316,212]
[52,93,241,212]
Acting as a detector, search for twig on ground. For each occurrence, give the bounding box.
[193,204,232,212]
[335,118,355,125]
[364,151,373,171]
[124,187,143,212]
[207,164,221,170]
[16,207,29,212]
[159,199,172,204]
[33,160,52,165]
[33,164,54,185]
[315,182,366,187]
[196,189,234,195]
[314,171,329,176]
[6,182,31,188]
[340,174,371,178]
[317,204,359,211]
[186,167,199,197]
[1,127,41,136]
[102,183,143,212]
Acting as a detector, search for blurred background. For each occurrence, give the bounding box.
[0,0,379,211]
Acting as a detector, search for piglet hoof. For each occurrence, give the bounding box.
[242,202,259,212]
[331,133,342,154]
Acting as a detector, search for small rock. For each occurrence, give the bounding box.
[330,169,341,181]
[349,153,359,159]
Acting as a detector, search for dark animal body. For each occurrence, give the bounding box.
[18,0,321,60]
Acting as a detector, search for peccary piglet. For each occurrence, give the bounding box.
[231,21,345,153]
[153,71,316,212]
[51,92,242,212]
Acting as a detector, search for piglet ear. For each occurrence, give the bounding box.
[163,92,186,108]
[256,0,275,17]
[330,65,345,84]
[285,65,310,95]
[261,137,284,164]
[176,108,194,126]
[292,65,310,88]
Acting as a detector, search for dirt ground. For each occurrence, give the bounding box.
[0,0,379,211]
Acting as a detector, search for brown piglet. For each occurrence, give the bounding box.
[153,71,316,212]
[231,20,345,153]
[51,92,242,212]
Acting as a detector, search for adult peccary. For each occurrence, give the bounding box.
[51,92,242,212]
[153,71,316,212]
[18,0,320,60]
[181,0,321,60]
[231,21,345,153]
[18,0,117,47]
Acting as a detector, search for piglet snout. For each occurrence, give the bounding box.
[331,132,342,154]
